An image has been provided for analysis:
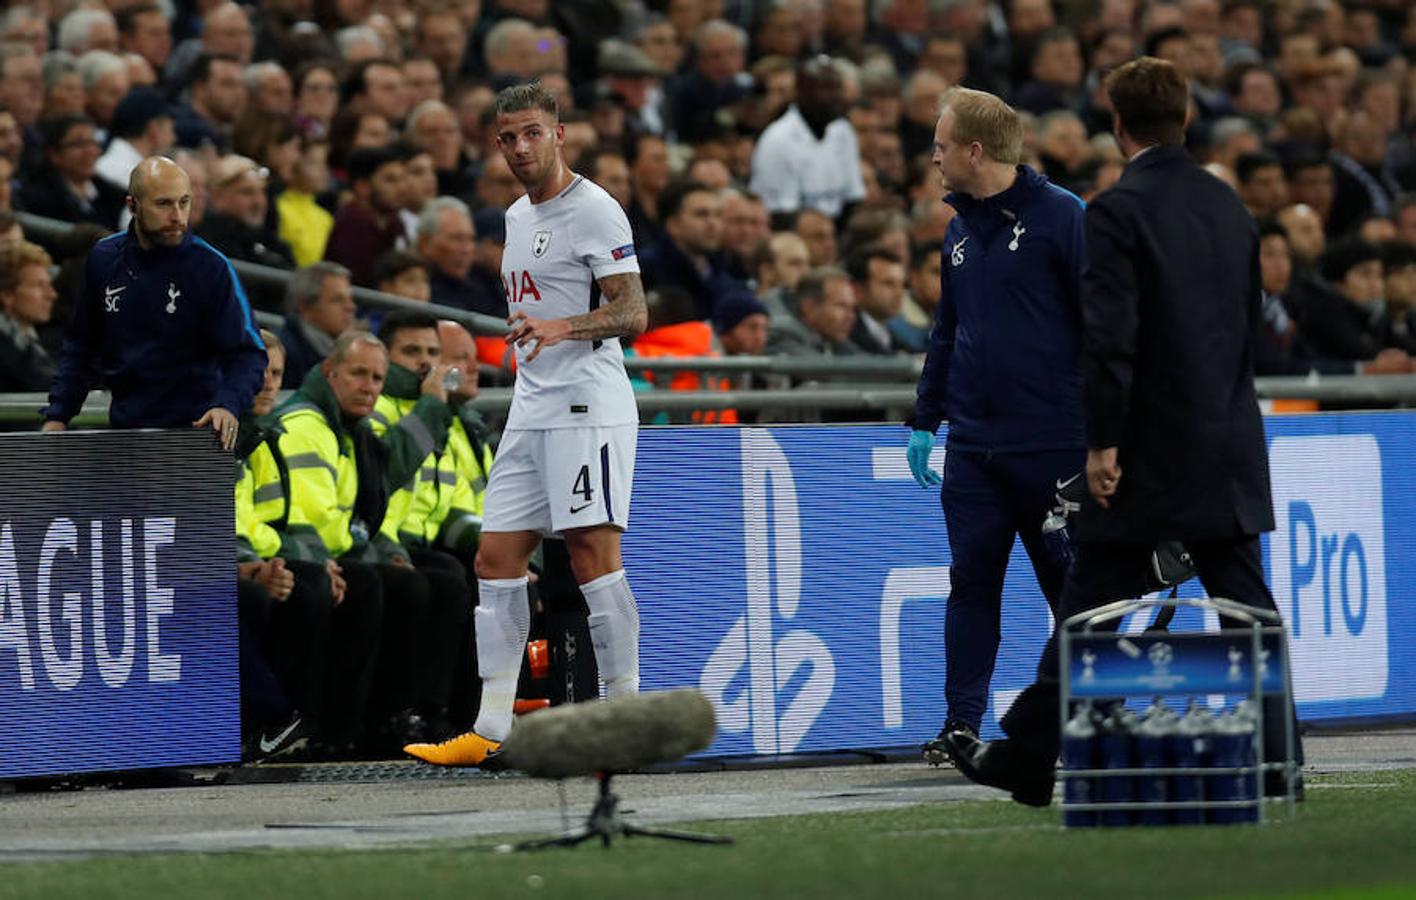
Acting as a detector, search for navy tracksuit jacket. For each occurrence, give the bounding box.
[44,230,267,428]
[912,166,1088,731]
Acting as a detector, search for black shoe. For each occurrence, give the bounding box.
[247,713,312,763]
[945,732,1055,808]
[923,719,978,767]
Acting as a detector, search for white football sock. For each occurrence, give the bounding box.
[472,576,530,742]
[581,569,640,697]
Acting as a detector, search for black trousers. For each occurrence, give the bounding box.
[322,559,383,746]
[259,559,333,721]
[1001,535,1303,768]
[408,548,475,724]
[237,578,287,728]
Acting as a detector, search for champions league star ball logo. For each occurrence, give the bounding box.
[532,230,552,258]
[1148,642,1174,672]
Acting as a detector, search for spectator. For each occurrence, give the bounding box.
[472,152,524,210]
[0,106,22,168]
[767,265,858,354]
[1207,116,1261,171]
[343,59,409,129]
[626,131,671,244]
[1328,108,1401,236]
[1277,202,1327,270]
[42,52,84,120]
[1227,62,1282,127]
[1283,150,1336,229]
[324,146,407,287]
[398,141,440,244]
[712,288,770,357]
[0,158,13,214]
[0,6,48,58]
[1358,215,1397,245]
[415,4,469,84]
[1384,242,1416,350]
[197,154,295,284]
[432,318,495,556]
[409,100,476,201]
[167,1,254,88]
[1252,220,1351,375]
[77,50,129,141]
[890,242,940,353]
[277,261,356,389]
[751,55,865,221]
[845,245,907,354]
[418,195,501,315]
[584,146,632,210]
[1235,150,1288,220]
[667,19,752,144]
[244,60,294,117]
[597,38,666,137]
[95,87,174,192]
[640,179,742,319]
[0,44,42,146]
[276,132,335,267]
[1036,110,1090,192]
[795,207,838,267]
[470,206,506,312]
[375,249,432,302]
[1396,194,1416,249]
[482,18,540,81]
[21,115,125,228]
[58,8,119,56]
[293,61,340,134]
[1298,238,1411,367]
[403,57,444,108]
[720,189,770,281]
[1014,27,1085,115]
[0,239,56,391]
[173,53,247,151]
[117,4,172,77]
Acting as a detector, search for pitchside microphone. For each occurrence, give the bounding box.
[501,689,717,778]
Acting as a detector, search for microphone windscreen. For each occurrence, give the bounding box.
[501,689,717,778]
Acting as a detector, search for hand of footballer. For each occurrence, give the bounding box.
[506,311,571,363]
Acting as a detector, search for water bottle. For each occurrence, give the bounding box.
[1098,708,1137,827]
[1134,699,1176,825]
[1207,703,1259,824]
[1169,703,1214,825]
[1061,703,1098,828]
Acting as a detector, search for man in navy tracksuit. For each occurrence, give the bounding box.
[906,89,1087,762]
[43,156,266,448]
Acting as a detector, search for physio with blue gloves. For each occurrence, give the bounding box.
[907,88,1087,765]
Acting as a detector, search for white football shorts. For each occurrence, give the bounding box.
[482,424,637,536]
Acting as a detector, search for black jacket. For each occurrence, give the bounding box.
[276,314,328,390]
[0,317,54,391]
[1077,144,1274,543]
[19,167,125,230]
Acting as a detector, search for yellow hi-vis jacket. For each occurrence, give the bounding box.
[235,436,286,561]
[274,366,450,562]
[438,409,495,554]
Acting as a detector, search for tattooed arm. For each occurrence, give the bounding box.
[564,272,649,341]
[506,271,649,361]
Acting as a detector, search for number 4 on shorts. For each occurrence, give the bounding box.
[570,464,594,514]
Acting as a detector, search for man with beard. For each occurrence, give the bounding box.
[43,155,266,448]
[750,55,866,223]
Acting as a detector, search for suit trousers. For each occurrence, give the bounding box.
[1000,535,1303,768]
[939,446,1082,730]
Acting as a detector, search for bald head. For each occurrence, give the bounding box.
[127,155,192,248]
[436,319,478,396]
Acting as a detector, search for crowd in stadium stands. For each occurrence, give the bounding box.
[2,0,1416,755]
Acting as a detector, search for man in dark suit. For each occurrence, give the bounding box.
[947,57,1302,806]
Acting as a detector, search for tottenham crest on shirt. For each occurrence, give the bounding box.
[532,229,552,257]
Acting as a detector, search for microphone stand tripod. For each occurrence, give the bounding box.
[516,771,734,850]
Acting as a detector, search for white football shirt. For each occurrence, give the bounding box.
[500,174,641,430]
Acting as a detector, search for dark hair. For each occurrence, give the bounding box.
[346,145,401,183]
[658,179,715,222]
[342,59,398,105]
[910,242,937,270]
[377,308,441,345]
[1319,239,1383,283]
[1143,26,1190,59]
[294,59,338,94]
[374,249,426,286]
[1282,147,1330,179]
[1031,26,1079,63]
[584,145,626,182]
[623,131,665,166]
[1235,150,1282,185]
[1256,218,1288,241]
[796,266,850,304]
[1379,240,1416,271]
[40,114,93,150]
[115,3,162,35]
[1105,57,1189,146]
[494,81,559,120]
[1225,60,1275,97]
[191,53,241,86]
[844,244,903,283]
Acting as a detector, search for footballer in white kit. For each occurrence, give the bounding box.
[405,82,649,769]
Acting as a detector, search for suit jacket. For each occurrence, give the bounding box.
[1077,144,1274,543]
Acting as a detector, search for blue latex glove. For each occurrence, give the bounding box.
[907,429,942,488]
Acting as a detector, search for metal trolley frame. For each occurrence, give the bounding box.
[1058,597,1301,824]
